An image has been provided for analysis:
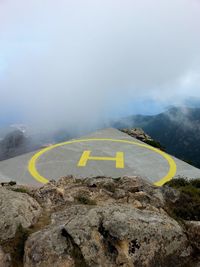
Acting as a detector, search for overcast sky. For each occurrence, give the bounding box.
[0,0,200,132]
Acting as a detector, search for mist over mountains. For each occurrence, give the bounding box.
[1,2,200,266]
[0,123,98,161]
[1,106,200,169]
[1,0,200,133]
[114,106,200,168]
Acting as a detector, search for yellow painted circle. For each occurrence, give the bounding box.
[28,138,177,186]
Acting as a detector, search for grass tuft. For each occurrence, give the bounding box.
[75,194,96,205]
[10,188,29,194]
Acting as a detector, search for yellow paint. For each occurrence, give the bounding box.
[28,138,177,186]
[78,150,124,168]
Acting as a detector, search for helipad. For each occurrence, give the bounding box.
[0,128,200,186]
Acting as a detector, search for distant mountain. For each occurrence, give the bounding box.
[113,107,200,168]
[2,106,200,167]
[0,125,77,161]
[0,124,54,160]
[0,129,38,161]
[0,129,29,160]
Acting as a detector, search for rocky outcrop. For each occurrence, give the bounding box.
[1,176,199,266]
[120,128,153,143]
[32,176,166,212]
[0,188,41,241]
[23,175,192,267]
[24,204,191,267]
[120,128,164,150]
[185,221,200,250]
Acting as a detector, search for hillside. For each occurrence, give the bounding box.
[114,107,200,168]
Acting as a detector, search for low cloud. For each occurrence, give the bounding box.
[0,0,200,135]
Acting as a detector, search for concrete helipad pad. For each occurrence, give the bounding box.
[0,128,200,186]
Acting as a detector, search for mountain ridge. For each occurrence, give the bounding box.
[113,106,200,168]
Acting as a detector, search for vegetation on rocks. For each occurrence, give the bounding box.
[75,193,97,205]
[1,175,200,267]
[115,107,200,168]
[120,128,165,150]
[164,177,200,221]
[10,187,29,194]
[143,139,164,150]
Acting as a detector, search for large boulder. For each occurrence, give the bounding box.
[24,204,191,267]
[0,175,196,266]
[0,188,41,241]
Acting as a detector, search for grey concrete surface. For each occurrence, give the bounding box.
[0,128,200,186]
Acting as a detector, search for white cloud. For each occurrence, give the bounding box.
[0,0,200,133]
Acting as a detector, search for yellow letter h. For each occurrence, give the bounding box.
[78,151,124,169]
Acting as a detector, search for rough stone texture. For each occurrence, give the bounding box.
[0,188,41,241]
[185,221,200,250]
[32,175,166,212]
[0,246,12,267]
[160,185,180,204]
[24,204,191,267]
[0,176,198,266]
[23,176,193,267]
[120,128,153,143]
[24,226,75,267]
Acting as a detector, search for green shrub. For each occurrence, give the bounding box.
[75,194,96,205]
[190,179,200,189]
[164,178,200,221]
[144,139,165,151]
[165,177,189,188]
[10,188,29,194]
[182,159,194,166]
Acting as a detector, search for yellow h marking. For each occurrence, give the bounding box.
[78,151,124,168]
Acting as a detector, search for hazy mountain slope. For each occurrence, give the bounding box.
[0,130,36,161]
[114,107,200,168]
[0,126,79,161]
[0,125,54,161]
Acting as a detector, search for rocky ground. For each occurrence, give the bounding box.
[0,175,200,267]
[120,129,164,150]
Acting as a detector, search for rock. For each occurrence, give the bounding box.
[121,128,164,150]
[161,185,180,204]
[24,226,75,267]
[33,180,66,208]
[0,175,196,266]
[120,128,153,143]
[185,221,200,251]
[32,175,165,211]
[0,188,41,241]
[0,246,12,267]
[24,204,191,267]
[113,188,127,199]
[1,181,16,187]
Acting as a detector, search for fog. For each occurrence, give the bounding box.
[0,0,200,135]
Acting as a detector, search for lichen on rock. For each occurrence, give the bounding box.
[0,188,41,241]
[1,175,199,266]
